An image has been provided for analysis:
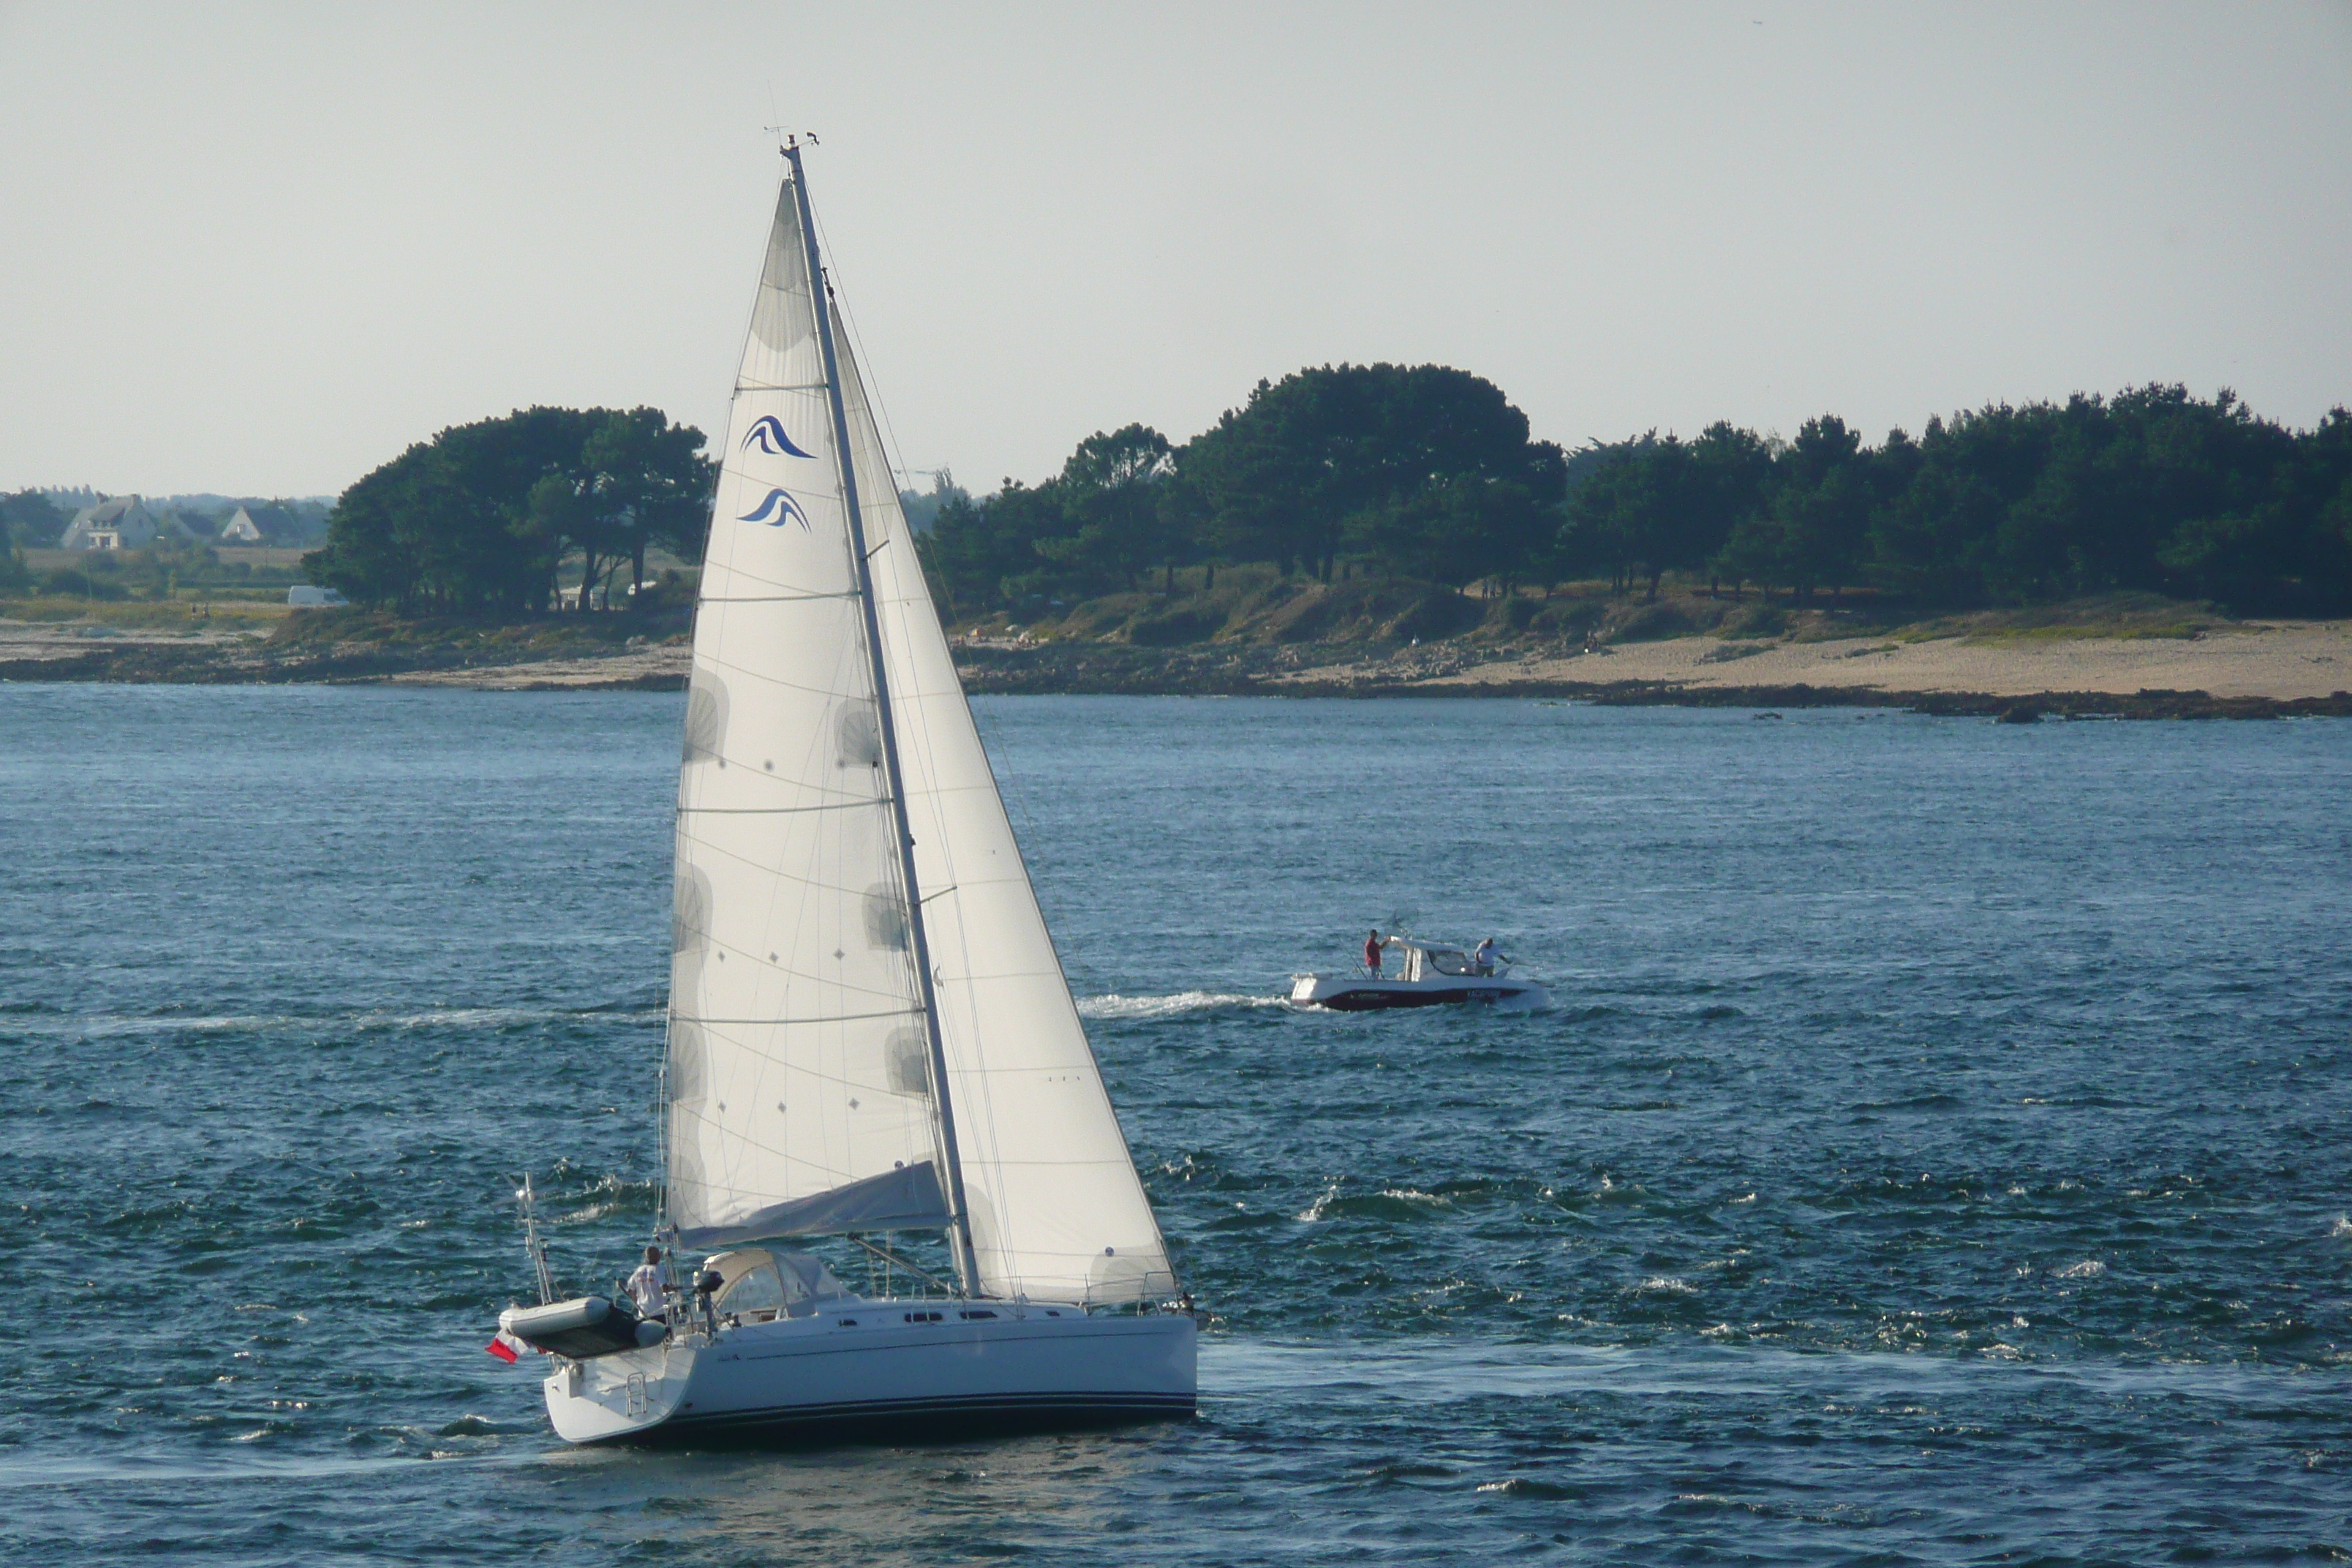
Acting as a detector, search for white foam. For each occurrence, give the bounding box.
[1077,991,1286,1022]
[2054,1259,2106,1279]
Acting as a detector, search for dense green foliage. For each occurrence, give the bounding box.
[1578,389,2352,611]
[923,365,1572,616]
[922,372,2352,618]
[2,491,68,551]
[284,372,2351,625]
[304,407,712,613]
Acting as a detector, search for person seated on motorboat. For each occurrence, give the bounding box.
[626,1244,666,1322]
[1474,937,1500,976]
[1364,929,1384,977]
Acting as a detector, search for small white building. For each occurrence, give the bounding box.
[218,503,307,544]
[61,496,160,551]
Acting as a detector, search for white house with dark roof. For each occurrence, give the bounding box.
[61,496,160,550]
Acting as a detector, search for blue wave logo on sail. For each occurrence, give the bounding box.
[737,488,813,530]
[742,415,816,459]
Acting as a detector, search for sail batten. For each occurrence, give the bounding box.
[662,154,1175,1303]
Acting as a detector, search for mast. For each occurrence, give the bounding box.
[784,140,981,1294]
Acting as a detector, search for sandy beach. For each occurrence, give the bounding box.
[385,643,691,689]
[1395,622,2352,703]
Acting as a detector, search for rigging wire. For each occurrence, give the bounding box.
[807,203,929,512]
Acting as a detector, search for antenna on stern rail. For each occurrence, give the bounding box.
[516,1174,554,1305]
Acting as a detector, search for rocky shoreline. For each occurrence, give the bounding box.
[7,617,2350,719]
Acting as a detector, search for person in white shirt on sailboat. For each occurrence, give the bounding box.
[626,1245,666,1322]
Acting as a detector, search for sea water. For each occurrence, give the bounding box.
[3,685,2348,1564]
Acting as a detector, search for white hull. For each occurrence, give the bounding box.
[543,1303,1196,1446]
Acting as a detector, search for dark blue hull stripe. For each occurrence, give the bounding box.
[1313,986,1501,1010]
[600,1390,1196,1447]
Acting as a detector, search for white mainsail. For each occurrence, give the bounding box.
[663,175,948,1249]
[664,161,1175,1305]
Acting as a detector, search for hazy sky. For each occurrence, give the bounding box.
[4,2,2348,500]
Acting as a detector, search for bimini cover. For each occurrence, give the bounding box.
[704,1248,856,1318]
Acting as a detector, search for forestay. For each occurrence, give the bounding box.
[664,165,1175,1305]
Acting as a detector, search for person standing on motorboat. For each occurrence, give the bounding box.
[1474,936,1499,976]
[1364,929,1384,976]
[626,1244,667,1322]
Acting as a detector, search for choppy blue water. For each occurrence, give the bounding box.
[4,685,2349,1564]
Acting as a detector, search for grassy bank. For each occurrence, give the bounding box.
[954,568,2232,656]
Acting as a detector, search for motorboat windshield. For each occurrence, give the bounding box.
[1386,938,1487,981]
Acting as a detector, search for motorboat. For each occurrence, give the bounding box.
[490,140,1194,1447]
[1289,937,1549,1011]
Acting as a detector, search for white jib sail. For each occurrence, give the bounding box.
[666,165,1176,1305]
[837,322,1177,1306]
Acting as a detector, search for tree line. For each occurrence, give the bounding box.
[304,407,715,614]
[290,369,2352,622]
[919,368,2352,617]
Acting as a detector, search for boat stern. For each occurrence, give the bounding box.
[543,1339,696,1444]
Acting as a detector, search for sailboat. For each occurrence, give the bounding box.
[494,140,1196,1445]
